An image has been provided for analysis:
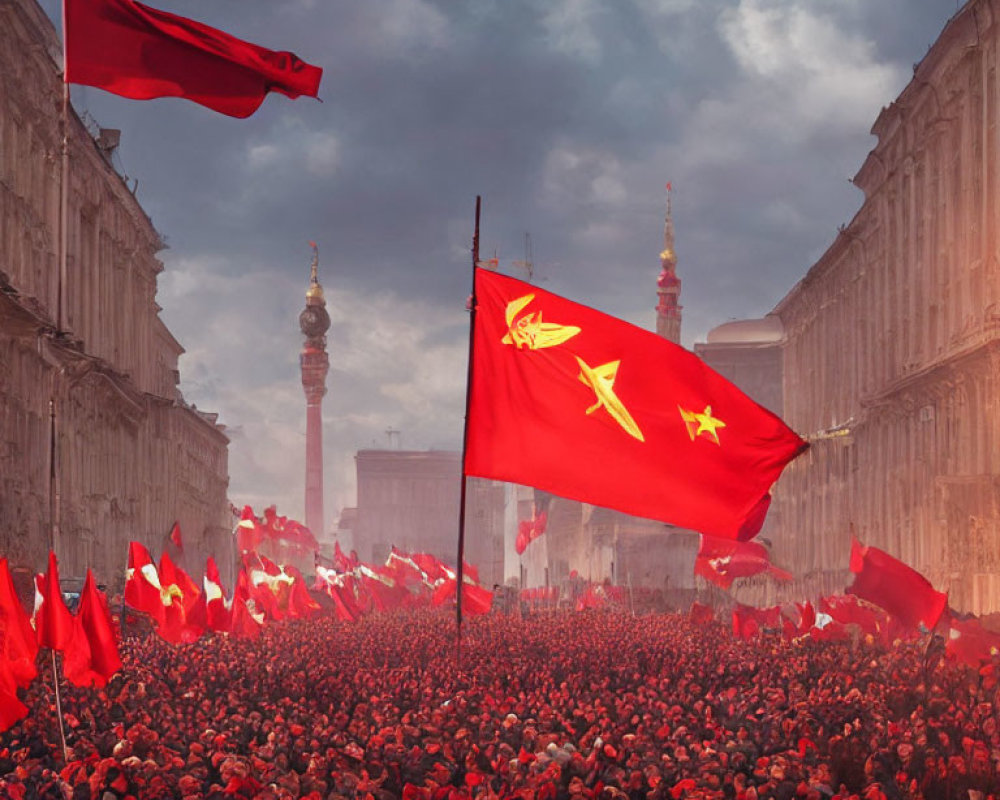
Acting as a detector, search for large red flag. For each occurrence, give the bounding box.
[35,551,75,652]
[847,538,947,631]
[465,269,807,540]
[64,0,322,118]
[63,570,122,688]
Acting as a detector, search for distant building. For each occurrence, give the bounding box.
[351,450,504,588]
[694,318,785,415]
[0,0,230,588]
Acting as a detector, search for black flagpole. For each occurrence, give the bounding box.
[456,195,481,660]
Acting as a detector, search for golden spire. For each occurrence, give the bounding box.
[306,240,325,303]
[660,182,675,265]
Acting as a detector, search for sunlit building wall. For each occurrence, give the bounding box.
[0,0,231,589]
[764,0,1000,614]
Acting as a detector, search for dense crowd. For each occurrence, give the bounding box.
[1,608,998,800]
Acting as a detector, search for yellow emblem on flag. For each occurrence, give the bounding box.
[502,294,581,350]
[678,405,726,445]
[576,357,644,442]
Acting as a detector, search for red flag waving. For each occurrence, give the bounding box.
[35,551,76,652]
[847,537,947,631]
[0,558,38,689]
[64,0,323,118]
[465,269,807,540]
[694,534,792,589]
[63,570,122,688]
[124,541,167,627]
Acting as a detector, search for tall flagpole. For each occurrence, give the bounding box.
[49,2,70,765]
[455,195,481,657]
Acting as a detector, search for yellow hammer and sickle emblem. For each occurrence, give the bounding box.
[501,294,581,350]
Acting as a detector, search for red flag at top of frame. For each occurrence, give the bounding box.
[64,0,322,118]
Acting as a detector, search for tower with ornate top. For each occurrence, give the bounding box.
[299,243,331,540]
[655,184,682,343]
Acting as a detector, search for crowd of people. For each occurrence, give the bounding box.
[1,607,998,800]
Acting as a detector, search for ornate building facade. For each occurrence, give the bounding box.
[734,0,1000,614]
[0,0,230,588]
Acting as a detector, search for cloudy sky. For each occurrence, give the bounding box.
[42,0,959,531]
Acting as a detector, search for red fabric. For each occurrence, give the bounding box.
[411,553,449,584]
[819,594,883,636]
[465,268,807,539]
[64,0,322,118]
[63,570,122,688]
[732,604,782,640]
[694,534,792,589]
[124,541,167,626]
[285,566,321,619]
[35,551,76,652]
[947,614,1000,667]
[168,521,183,551]
[847,538,947,631]
[688,601,714,625]
[334,542,359,572]
[157,551,204,643]
[431,579,493,615]
[0,661,29,731]
[203,557,232,632]
[0,557,38,688]
[515,511,548,555]
[229,571,263,640]
[158,551,200,612]
[236,506,264,553]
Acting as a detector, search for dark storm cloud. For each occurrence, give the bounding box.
[39,0,962,522]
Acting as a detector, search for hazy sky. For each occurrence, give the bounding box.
[42,0,961,531]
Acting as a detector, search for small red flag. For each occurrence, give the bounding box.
[203,556,232,632]
[694,534,792,589]
[63,570,122,688]
[465,269,807,540]
[124,541,166,627]
[847,538,947,631]
[64,0,323,118]
[229,570,263,640]
[35,551,75,652]
[169,521,183,551]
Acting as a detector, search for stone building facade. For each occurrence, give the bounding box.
[352,450,505,589]
[755,0,1000,614]
[0,0,230,588]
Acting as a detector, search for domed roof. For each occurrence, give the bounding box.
[706,317,784,344]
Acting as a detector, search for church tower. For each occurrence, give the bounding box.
[655,184,682,343]
[299,243,331,538]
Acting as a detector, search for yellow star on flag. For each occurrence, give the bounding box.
[678,404,726,445]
